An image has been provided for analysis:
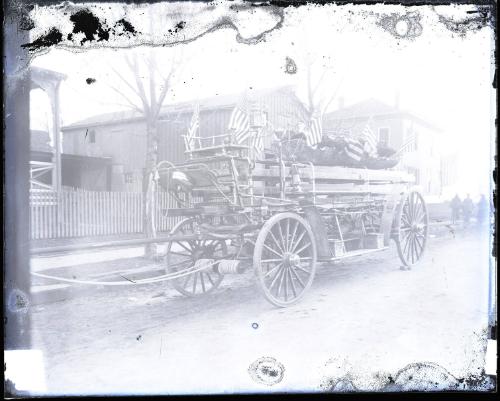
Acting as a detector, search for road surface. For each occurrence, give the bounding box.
[29,226,493,394]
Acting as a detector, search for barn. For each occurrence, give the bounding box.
[62,86,309,191]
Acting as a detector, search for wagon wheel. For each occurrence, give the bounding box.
[166,218,227,296]
[395,190,429,267]
[254,212,317,307]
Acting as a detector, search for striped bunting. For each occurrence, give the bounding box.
[303,114,323,148]
[228,106,250,144]
[360,118,377,156]
[344,137,364,162]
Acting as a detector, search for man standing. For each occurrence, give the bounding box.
[462,193,474,227]
[450,194,462,225]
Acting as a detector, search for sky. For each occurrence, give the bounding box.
[29,3,495,199]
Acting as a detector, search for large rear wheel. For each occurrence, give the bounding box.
[395,190,429,267]
[254,212,317,307]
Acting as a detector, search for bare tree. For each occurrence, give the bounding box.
[288,49,345,136]
[105,48,185,256]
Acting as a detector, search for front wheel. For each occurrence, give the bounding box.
[395,190,429,267]
[166,218,227,296]
[254,212,317,307]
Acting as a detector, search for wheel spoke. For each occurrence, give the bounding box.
[409,192,415,222]
[283,267,289,301]
[285,218,290,252]
[205,271,215,286]
[288,269,297,297]
[182,272,191,289]
[410,235,416,264]
[192,272,198,293]
[413,202,422,223]
[177,241,193,253]
[403,234,411,260]
[262,242,283,258]
[290,229,307,253]
[264,262,283,278]
[294,241,312,255]
[261,258,284,263]
[269,265,285,291]
[276,221,287,253]
[276,266,287,298]
[289,220,299,252]
[294,264,312,275]
[200,271,206,292]
[268,229,284,254]
[290,265,306,288]
[414,235,423,257]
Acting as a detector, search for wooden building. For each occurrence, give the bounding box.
[323,98,444,196]
[62,86,308,191]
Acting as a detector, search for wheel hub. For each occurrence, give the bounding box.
[411,223,424,232]
[284,252,300,268]
[192,247,212,260]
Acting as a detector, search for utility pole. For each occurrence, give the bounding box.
[4,0,32,351]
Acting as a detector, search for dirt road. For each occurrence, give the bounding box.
[30,227,493,394]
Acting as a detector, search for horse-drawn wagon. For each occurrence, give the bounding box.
[157,134,428,307]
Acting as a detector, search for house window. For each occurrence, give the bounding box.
[378,127,390,146]
[124,172,134,184]
[88,129,96,144]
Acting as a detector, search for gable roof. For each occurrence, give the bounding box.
[63,86,300,131]
[324,98,441,132]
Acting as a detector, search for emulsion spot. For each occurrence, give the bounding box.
[248,357,285,386]
[285,57,297,74]
[21,27,63,50]
[69,9,110,44]
[7,289,29,314]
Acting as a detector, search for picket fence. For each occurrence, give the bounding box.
[29,189,182,240]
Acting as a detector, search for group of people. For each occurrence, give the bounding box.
[450,193,489,227]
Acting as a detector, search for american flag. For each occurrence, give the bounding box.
[251,129,265,157]
[360,117,377,157]
[344,137,364,162]
[184,104,199,151]
[228,106,250,144]
[303,114,323,148]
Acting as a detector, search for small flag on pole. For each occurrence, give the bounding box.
[360,117,377,157]
[303,114,323,148]
[184,104,199,151]
[228,106,250,144]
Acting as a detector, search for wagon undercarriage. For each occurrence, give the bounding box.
[156,141,429,307]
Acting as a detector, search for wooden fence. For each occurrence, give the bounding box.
[29,189,182,240]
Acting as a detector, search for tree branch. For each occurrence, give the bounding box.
[108,84,144,114]
[125,54,151,115]
[109,65,142,101]
[320,75,345,115]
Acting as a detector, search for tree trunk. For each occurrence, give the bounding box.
[143,118,159,258]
